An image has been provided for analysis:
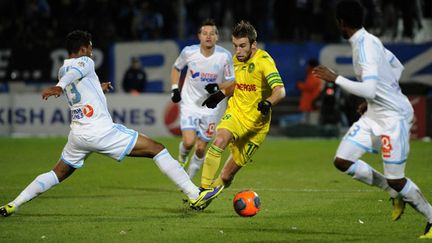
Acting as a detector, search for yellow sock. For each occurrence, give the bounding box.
[201,144,223,188]
[211,177,225,187]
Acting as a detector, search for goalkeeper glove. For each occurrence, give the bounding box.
[171,87,181,103]
[205,83,219,94]
[257,100,272,116]
[202,91,225,109]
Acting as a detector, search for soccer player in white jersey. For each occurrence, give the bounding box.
[170,19,235,179]
[312,0,432,239]
[0,30,223,216]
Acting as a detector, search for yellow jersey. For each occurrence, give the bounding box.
[228,49,284,133]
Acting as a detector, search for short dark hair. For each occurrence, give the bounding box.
[232,20,257,44]
[66,30,92,55]
[335,0,364,29]
[198,19,218,34]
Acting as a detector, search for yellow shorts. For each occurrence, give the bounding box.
[217,112,268,166]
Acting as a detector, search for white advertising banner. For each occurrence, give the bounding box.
[0,94,181,137]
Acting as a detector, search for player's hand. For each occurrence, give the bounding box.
[171,88,181,103]
[202,90,225,109]
[205,83,219,94]
[101,82,113,93]
[257,100,272,116]
[42,86,63,100]
[312,65,338,82]
[357,100,368,115]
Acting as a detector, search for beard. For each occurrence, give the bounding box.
[237,50,252,62]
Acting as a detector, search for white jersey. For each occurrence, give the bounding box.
[174,44,235,115]
[57,57,114,133]
[348,28,413,118]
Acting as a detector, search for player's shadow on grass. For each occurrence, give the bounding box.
[100,186,177,193]
[126,205,220,217]
[39,186,178,199]
[17,207,216,221]
[198,226,381,241]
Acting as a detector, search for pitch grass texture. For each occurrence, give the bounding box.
[0,137,430,242]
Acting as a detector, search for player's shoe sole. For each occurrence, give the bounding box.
[0,204,16,217]
[391,197,406,221]
[189,185,224,210]
[420,222,432,239]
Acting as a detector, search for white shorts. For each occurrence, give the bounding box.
[336,115,412,179]
[180,109,219,142]
[61,124,138,168]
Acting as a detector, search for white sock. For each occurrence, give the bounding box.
[11,171,59,208]
[400,179,432,223]
[187,153,205,179]
[346,159,398,198]
[153,148,200,200]
[179,142,191,163]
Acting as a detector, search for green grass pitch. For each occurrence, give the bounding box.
[0,137,431,242]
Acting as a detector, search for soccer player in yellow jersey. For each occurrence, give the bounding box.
[200,20,286,204]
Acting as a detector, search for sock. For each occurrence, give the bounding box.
[346,159,398,198]
[179,142,191,163]
[211,177,228,188]
[153,148,200,200]
[187,153,205,179]
[201,144,223,189]
[11,171,59,208]
[399,179,432,223]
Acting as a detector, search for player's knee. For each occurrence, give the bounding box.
[182,139,194,150]
[195,141,207,156]
[334,157,353,172]
[212,136,227,149]
[387,178,407,192]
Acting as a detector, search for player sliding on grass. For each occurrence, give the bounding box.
[198,20,285,208]
[312,0,432,239]
[0,30,222,217]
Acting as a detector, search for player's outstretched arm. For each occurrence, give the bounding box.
[42,86,63,100]
[313,65,376,99]
[312,65,338,82]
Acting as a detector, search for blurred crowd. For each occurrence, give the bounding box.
[0,0,430,49]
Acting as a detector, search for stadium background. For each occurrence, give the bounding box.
[0,0,431,138]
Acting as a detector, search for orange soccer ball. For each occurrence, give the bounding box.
[233,190,261,217]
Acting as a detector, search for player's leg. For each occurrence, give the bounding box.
[335,119,400,202]
[212,131,261,188]
[187,138,207,179]
[1,132,85,217]
[201,112,238,188]
[212,155,242,188]
[381,118,432,237]
[97,124,221,210]
[201,128,232,188]
[188,116,216,179]
[0,160,73,217]
[178,109,198,166]
[128,133,203,200]
[179,130,196,166]
[133,134,223,210]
